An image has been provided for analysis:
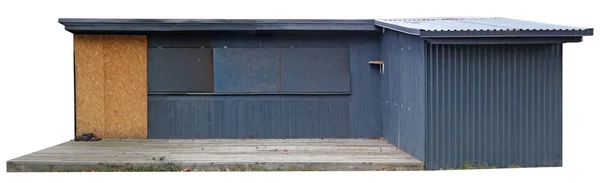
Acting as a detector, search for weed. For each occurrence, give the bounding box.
[455,161,496,169]
[381,165,409,171]
[507,164,521,168]
[86,163,181,172]
[46,163,420,172]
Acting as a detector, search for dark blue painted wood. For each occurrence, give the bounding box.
[380,31,426,161]
[148,32,370,48]
[147,32,382,139]
[148,33,212,48]
[280,48,350,93]
[260,33,351,48]
[213,48,280,93]
[212,33,260,48]
[349,34,381,137]
[148,95,350,139]
[147,48,213,92]
[379,30,565,169]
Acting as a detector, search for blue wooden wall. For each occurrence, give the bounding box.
[147,30,564,169]
[147,32,381,138]
[379,30,564,169]
[280,48,351,93]
[148,48,214,92]
[148,95,350,138]
[213,48,280,93]
[380,30,427,161]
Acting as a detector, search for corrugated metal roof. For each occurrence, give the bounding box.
[375,17,593,37]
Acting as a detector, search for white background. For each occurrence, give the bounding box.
[0,0,598,182]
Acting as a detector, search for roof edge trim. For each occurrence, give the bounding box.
[59,18,379,32]
[426,37,583,44]
[374,20,421,36]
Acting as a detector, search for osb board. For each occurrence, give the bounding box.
[74,34,147,139]
[103,35,147,139]
[74,35,105,137]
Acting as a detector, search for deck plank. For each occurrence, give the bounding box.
[7,139,423,171]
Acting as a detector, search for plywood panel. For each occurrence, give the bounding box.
[103,35,147,139]
[74,34,105,137]
[74,34,147,139]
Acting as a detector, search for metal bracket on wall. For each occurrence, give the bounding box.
[369,61,384,74]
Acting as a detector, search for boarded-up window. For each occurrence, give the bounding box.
[148,48,214,92]
[147,46,351,94]
[280,48,350,93]
[213,48,280,93]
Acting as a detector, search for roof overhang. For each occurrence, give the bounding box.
[59,19,379,33]
[425,37,584,44]
[375,18,594,38]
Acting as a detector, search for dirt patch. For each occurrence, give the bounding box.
[74,133,102,141]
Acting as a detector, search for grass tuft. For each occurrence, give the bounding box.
[381,165,409,171]
[50,163,182,172]
[457,162,495,169]
[47,163,419,172]
[442,161,524,170]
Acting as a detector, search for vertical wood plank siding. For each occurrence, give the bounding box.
[147,32,381,138]
[146,31,564,169]
[425,44,563,169]
[148,95,350,138]
[380,31,427,161]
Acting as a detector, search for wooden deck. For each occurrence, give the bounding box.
[7,139,423,171]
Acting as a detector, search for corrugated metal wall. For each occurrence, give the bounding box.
[147,32,381,138]
[424,43,563,169]
[380,30,426,160]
